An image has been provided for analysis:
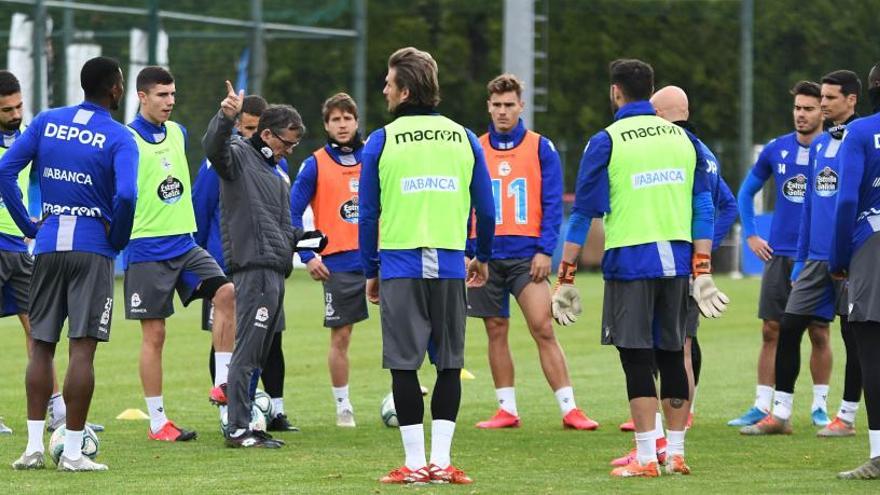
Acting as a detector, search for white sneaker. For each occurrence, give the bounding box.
[336,409,356,428]
[11,451,45,470]
[0,418,12,435]
[57,454,108,472]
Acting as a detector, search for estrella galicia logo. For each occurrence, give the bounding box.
[782,173,807,203]
[815,166,839,197]
[157,175,184,204]
[339,196,359,224]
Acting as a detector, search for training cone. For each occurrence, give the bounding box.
[116,408,150,420]
[461,368,476,380]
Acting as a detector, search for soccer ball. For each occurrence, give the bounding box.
[48,425,99,465]
[380,392,398,427]
[220,404,267,436]
[254,389,275,422]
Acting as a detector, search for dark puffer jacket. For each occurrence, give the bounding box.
[202,111,300,276]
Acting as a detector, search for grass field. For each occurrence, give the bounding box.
[0,273,873,493]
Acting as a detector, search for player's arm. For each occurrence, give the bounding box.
[737,145,774,260]
[532,136,563,281]
[553,131,611,326]
[467,129,495,288]
[713,176,738,250]
[359,130,384,302]
[829,129,866,276]
[0,118,42,238]
[109,133,140,250]
[290,157,328,280]
[203,81,244,181]
[191,160,219,248]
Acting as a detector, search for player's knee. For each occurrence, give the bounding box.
[655,349,688,400]
[529,319,557,344]
[807,325,831,349]
[761,320,780,344]
[212,282,234,311]
[330,326,352,350]
[618,347,656,400]
[141,321,166,348]
[484,317,509,341]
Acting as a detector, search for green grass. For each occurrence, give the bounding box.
[0,274,872,493]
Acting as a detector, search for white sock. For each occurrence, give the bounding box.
[271,398,285,416]
[812,384,829,411]
[838,400,859,424]
[400,424,426,470]
[653,412,665,440]
[773,391,794,420]
[554,386,577,415]
[635,431,657,465]
[666,429,686,456]
[214,352,232,387]
[690,386,698,413]
[429,419,456,469]
[755,385,774,412]
[870,430,880,459]
[332,385,352,412]
[62,429,83,461]
[50,393,67,421]
[25,420,45,455]
[145,396,168,433]
[495,387,517,416]
[218,405,227,420]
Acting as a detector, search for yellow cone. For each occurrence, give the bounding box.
[116,408,150,420]
[460,368,476,380]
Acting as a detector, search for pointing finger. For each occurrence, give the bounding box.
[225,80,235,96]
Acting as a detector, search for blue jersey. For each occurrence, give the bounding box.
[698,139,737,249]
[0,102,138,258]
[0,128,42,252]
[193,151,289,272]
[797,131,843,261]
[123,114,196,267]
[830,113,880,273]
[290,143,363,273]
[567,101,714,281]
[739,132,811,257]
[465,119,563,259]
[359,109,495,280]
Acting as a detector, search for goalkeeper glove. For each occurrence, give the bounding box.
[551,260,582,326]
[691,253,729,318]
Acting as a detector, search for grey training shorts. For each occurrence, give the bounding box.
[785,260,846,322]
[0,250,32,317]
[323,271,368,328]
[125,247,227,319]
[601,277,689,351]
[467,258,542,318]
[847,232,880,323]
[758,255,794,322]
[380,278,467,371]
[29,252,114,343]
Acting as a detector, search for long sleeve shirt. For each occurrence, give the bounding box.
[796,130,845,262]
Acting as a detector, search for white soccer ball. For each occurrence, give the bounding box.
[48,424,99,465]
[254,389,275,422]
[220,404,267,436]
[380,392,399,428]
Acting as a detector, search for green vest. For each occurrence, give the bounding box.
[604,114,696,249]
[129,120,197,239]
[378,115,474,250]
[0,143,32,237]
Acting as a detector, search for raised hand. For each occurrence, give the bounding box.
[220,80,244,119]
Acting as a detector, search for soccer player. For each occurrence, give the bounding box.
[193,94,296,432]
[3,56,138,471]
[290,92,367,428]
[552,59,726,477]
[730,81,833,428]
[467,73,597,431]
[204,81,324,448]
[362,47,494,484]
[741,70,860,436]
[0,70,39,436]
[124,66,235,442]
[830,61,880,479]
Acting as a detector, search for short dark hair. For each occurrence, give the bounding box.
[821,70,861,97]
[258,104,306,136]
[136,66,174,93]
[81,56,122,100]
[322,92,358,122]
[790,80,821,99]
[609,59,654,101]
[0,71,21,97]
[388,47,440,108]
[487,73,524,99]
[241,95,268,117]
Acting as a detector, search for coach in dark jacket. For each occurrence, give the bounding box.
[203,81,323,448]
